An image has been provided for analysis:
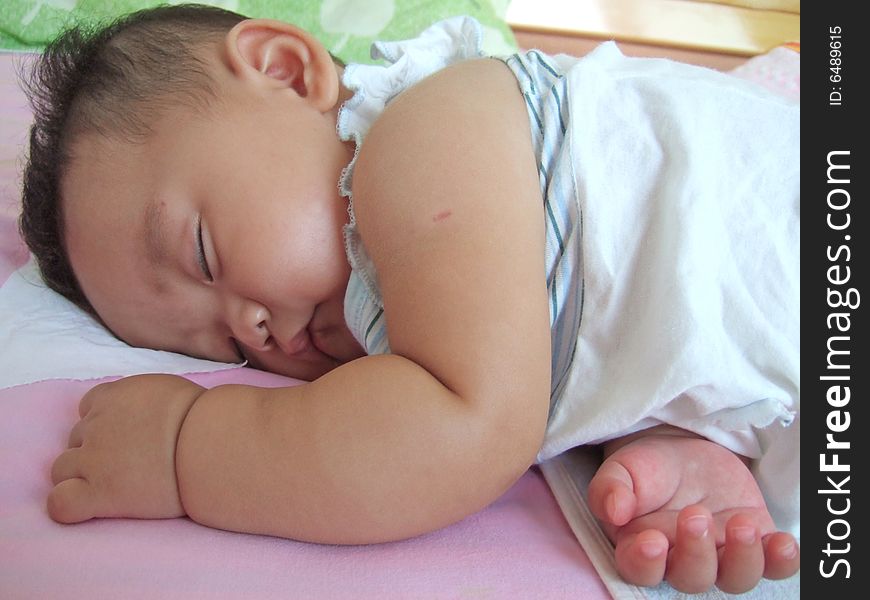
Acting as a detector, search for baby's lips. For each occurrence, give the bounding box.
[279,327,313,356]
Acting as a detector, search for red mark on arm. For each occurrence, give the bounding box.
[432,210,452,223]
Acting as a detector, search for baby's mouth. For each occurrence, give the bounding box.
[231,325,342,378]
[280,327,314,356]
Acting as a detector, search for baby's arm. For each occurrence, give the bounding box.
[587,426,800,593]
[175,353,544,542]
[49,350,545,543]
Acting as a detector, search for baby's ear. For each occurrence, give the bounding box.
[225,19,338,112]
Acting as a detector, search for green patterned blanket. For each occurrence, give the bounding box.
[0,0,517,63]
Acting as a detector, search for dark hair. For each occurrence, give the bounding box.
[19,3,249,315]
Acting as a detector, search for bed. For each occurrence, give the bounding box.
[1,1,799,598]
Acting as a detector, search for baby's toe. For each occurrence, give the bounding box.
[762,532,800,580]
[588,458,637,526]
[665,506,718,593]
[716,515,764,593]
[614,529,668,587]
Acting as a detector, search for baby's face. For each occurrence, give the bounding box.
[61,88,365,380]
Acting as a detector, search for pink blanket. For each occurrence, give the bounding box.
[0,51,608,599]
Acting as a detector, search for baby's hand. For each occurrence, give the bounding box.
[48,374,204,524]
[587,428,800,594]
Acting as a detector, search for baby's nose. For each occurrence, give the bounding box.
[227,300,272,351]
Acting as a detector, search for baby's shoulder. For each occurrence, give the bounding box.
[358,58,526,165]
[372,58,523,136]
[351,58,534,210]
[382,57,521,117]
[348,55,544,276]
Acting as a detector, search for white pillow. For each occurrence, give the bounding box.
[0,259,240,390]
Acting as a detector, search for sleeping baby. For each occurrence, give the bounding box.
[19,4,799,594]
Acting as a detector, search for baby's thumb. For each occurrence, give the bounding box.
[587,457,637,527]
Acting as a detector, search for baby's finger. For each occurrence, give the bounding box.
[78,388,97,418]
[665,506,718,593]
[78,380,113,417]
[50,447,86,485]
[762,532,800,580]
[47,477,96,524]
[587,458,636,526]
[67,419,87,448]
[614,529,669,587]
[716,515,764,594]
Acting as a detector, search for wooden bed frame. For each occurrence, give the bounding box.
[507,0,800,71]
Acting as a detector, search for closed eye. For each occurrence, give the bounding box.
[195,216,213,281]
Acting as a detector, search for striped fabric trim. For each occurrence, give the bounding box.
[502,51,583,401]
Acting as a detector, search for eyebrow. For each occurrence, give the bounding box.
[142,197,168,266]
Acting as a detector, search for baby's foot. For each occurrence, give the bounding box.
[587,430,800,593]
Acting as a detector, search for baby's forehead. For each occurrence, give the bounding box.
[60,130,152,224]
[62,131,135,186]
